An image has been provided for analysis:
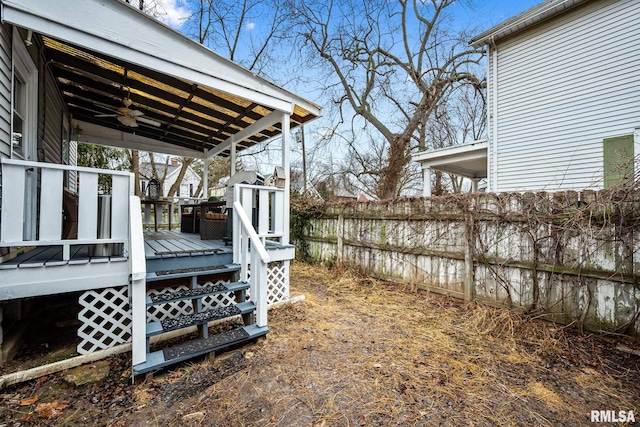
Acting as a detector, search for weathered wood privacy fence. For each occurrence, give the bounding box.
[304,191,640,337]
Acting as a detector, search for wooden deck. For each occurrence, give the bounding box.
[143,230,295,261]
[143,230,230,259]
[0,244,126,269]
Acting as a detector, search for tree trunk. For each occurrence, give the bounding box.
[377,134,411,199]
[166,158,195,197]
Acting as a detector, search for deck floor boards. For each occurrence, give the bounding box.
[1,230,290,269]
[143,230,229,258]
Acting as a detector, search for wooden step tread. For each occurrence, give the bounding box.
[146,281,249,306]
[133,325,268,375]
[145,263,239,282]
[146,301,255,336]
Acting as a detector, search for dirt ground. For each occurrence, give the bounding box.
[1,262,639,426]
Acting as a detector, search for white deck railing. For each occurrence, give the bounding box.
[232,183,286,327]
[140,196,206,230]
[233,200,270,327]
[0,158,132,260]
[232,183,285,263]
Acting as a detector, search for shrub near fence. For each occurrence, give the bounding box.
[304,190,640,337]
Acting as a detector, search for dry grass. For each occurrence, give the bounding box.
[126,262,639,427]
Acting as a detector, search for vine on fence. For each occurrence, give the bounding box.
[290,193,325,261]
[303,183,640,337]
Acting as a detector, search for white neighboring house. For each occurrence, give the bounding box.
[139,159,201,198]
[414,0,640,195]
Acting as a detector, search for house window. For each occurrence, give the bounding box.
[189,183,193,197]
[11,28,38,161]
[141,181,147,196]
[603,135,634,189]
[176,185,180,197]
[11,76,26,158]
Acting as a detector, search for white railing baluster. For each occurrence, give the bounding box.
[273,190,284,236]
[1,163,25,243]
[39,168,64,241]
[240,186,253,220]
[258,189,269,235]
[77,172,99,240]
[111,175,130,241]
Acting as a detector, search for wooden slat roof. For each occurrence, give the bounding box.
[4,0,322,158]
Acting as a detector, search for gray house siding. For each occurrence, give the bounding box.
[0,25,12,159]
[488,0,640,192]
[43,68,64,164]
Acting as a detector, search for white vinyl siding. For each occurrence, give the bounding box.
[489,0,640,192]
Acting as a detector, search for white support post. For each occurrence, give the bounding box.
[203,150,208,199]
[129,196,147,367]
[423,167,432,197]
[230,136,237,177]
[472,179,479,193]
[254,252,268,327]
[281,113,291,245]
[233,186,240,264]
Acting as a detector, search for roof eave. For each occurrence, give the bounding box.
[1,0,321,117]
[469,0,591,48]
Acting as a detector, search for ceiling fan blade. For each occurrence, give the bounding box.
[137,117,162,127]
[95,114,119,118]
[117,115,139,127]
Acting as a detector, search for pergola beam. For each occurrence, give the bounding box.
[208,111,282,158]
[75,120,204,157]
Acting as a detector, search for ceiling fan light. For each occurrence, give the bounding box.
[117,115,138,127]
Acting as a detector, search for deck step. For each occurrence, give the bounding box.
[146,301,255,336]
[145,263,240,282]
[133,325,268,375]
[146,281,249,306]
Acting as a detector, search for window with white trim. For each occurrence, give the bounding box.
[11,28,38,161]
[11,74,26,158]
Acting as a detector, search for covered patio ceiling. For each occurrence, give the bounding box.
[412,140,488,196]
[3,0,322,159]
[412,140,488,179]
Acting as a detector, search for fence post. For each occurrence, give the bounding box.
[337,211,344,263]
[464,207,475,303]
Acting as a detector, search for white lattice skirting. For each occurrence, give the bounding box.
[267,261,289,305]
[77,262,291,354]
[77,287,131,354]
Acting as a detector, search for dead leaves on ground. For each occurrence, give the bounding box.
[16,395,69,420]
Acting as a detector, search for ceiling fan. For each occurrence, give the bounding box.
[95,96,161,128]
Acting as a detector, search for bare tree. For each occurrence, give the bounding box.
[291,0,483,199]
[182,0,295,78]
[423,83,486,194]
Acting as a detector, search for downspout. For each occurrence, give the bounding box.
[490,36,499,192]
